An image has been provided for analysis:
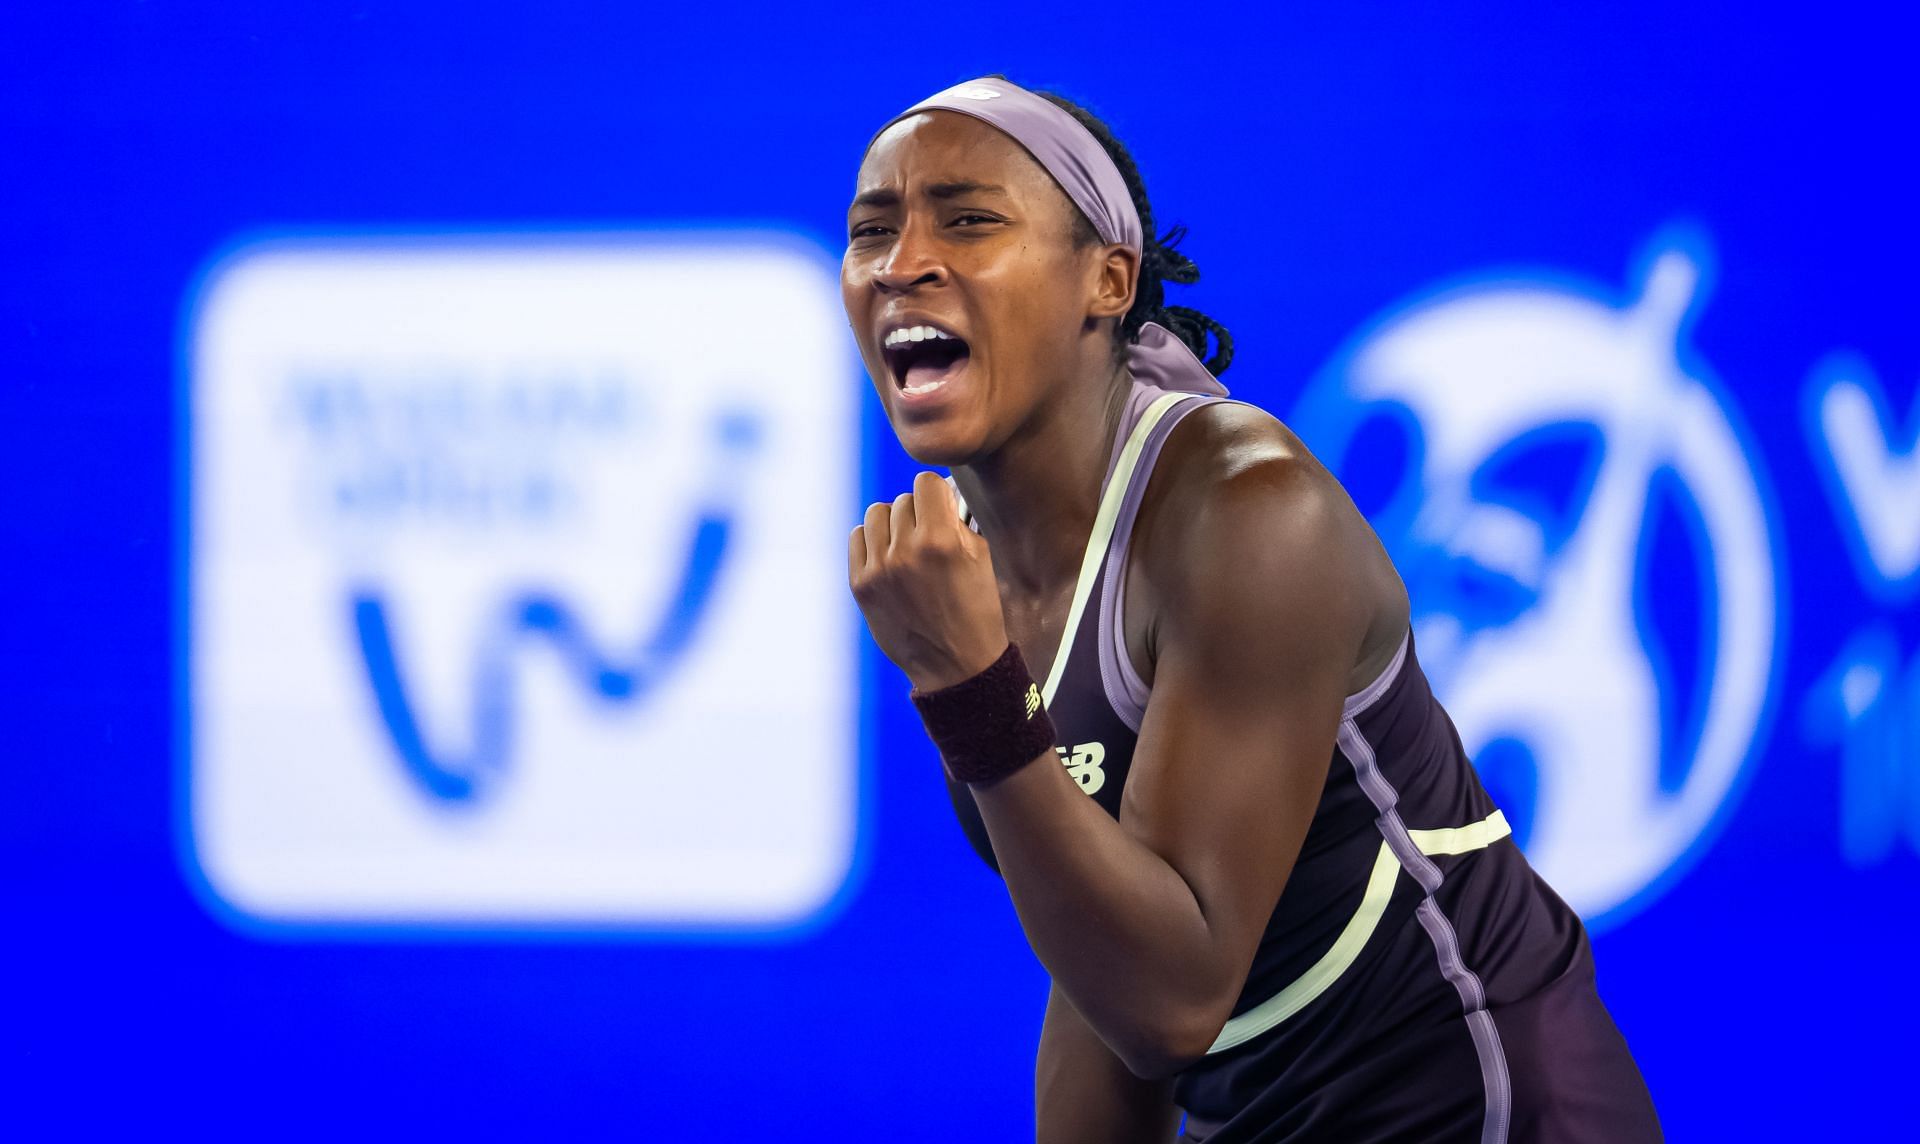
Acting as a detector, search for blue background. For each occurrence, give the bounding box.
[5,2,1915,1138]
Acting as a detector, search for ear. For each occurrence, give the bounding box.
[1086,243,1139,323]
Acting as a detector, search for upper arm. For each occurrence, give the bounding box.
[1117,411,1379,1029]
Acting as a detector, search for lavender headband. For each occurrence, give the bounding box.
[873,76,1228,397]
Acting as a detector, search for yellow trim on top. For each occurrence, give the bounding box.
[1407,810,1512,857]
[1208,840,1402,1054]
[1040,392,1189,707]
[1204,808,1513,1056]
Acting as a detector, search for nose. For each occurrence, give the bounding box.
[872,218,947,294]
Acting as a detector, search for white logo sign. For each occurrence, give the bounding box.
[1293,233,1779,928]
[185,233,860,934]
[1808,353,1920,595]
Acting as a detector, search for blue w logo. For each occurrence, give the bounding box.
[350,412,757,804]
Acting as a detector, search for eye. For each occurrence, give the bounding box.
[950,213,1001,227]
[848,222,892,241]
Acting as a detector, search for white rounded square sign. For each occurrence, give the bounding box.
[182,233,861,935]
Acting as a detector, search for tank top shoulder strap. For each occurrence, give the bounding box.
[950,384,1218,711]
[1095,388,1229,730]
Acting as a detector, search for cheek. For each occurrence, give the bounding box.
[978,259,1082,353]
[838,266,864,319]
[839,269,878,364]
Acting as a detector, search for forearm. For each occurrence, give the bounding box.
[974,751,1233,1077]
[1037,983,1181,1144]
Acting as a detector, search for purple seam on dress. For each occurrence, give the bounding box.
[1337,719,1512,1144]
[1096,391,1220,732]
[1342,630,1410,719]
[1463,1009,1514,1144]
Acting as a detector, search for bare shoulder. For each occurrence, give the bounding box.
[1141,400,1359,564]
[1131,400,1409,689]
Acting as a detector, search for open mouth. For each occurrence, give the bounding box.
[881,324,972,397]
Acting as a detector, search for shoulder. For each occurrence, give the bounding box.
[1130,399,1404,675]
[1142,399,1364,578]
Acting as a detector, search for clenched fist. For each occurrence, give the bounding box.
[849,471,1010,692]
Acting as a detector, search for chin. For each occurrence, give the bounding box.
[892,419,989,468]
[877,385,998,467]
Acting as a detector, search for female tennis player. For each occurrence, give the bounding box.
[843,76,1662,1143]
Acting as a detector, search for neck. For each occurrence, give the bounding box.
[952,354,1132,596]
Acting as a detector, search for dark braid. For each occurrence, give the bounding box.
[1035,90,1235,377]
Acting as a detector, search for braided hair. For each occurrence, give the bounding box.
[1035,90,1235,377]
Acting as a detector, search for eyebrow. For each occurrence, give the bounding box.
[927,180,1008,200]
[849,181,1010,211]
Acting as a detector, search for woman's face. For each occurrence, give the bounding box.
[842,111,1129,465]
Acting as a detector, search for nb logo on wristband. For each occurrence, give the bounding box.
[1023,683,1041,719]
[1057,742,1107,796]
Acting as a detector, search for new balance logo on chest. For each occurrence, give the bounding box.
[1056,742,1107,796]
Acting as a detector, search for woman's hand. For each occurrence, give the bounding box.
[849,471,1010,692]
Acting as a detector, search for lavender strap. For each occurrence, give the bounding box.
[875,76,1230,399]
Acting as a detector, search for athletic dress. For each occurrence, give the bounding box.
[947,381,1663,1143]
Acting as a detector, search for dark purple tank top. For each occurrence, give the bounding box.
[947,381,1661,1143]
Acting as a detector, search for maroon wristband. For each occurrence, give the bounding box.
[910,643,1058,785]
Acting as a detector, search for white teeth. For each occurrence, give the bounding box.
[883,324,955,348]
